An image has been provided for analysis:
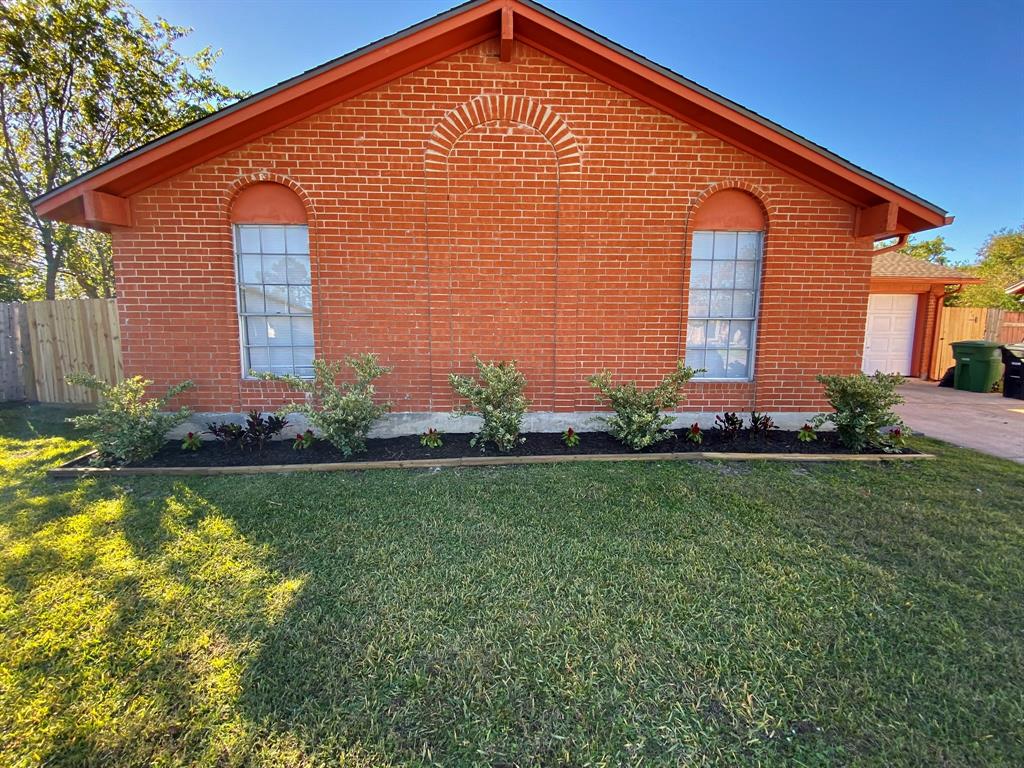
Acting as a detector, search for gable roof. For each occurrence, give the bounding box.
[32,0,951,237]
[872,252,975,283]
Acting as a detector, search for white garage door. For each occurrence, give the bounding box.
[862,293,917,375]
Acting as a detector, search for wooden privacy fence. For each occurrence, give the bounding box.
[930,306,1024,379]
[985,308,1024,346]
[0,299,123,403]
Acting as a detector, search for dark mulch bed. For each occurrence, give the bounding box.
[73,428,916,469]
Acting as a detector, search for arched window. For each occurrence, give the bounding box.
[686,190,766,381]
[231,183,313,377]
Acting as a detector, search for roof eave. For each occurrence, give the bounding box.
[33,0,950,234]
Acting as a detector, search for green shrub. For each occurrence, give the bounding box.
[66,373,194,465]
[813,372,908,452]
[450,357,528,452]
[254,355,392,458]
[587,360,699,450]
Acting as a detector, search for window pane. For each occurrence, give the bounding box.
[238,226,261,253]
[286,255,310,283]
[286,227,309,254]
[235,224,314,378]
[241,286,264,313]
[727,349,750,378]
[245,317,268,345]
[709,291,733,318]
[729,320,752,348]
[711,260,735,289]
[692,231,714,260]
[266,316,292,346]
[261,226,286,253]
[733,290,755,317]
[686,320,706,346]
[704,349,727,377]
[737,232,760,260]
[690,230,761,380]
[247,346,270,370]
[264,285,290,314]
[269,347,292,366]
[292,317,314,346]
[240,254,262,283]
[289,286,313,313]
[689,290,710,317]
[263,254,288,283]
[685,348,705,370]
[689,260,712,290]
[706,320,730,348]
[713,231,738,259]
[734,260,757,290]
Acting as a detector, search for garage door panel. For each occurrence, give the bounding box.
[863,293,917,375]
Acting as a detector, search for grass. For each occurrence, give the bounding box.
[0,403,1021,767]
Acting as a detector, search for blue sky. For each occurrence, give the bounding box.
[137,0,1023,264]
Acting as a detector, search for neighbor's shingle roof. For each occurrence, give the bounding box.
[872,251,974,281]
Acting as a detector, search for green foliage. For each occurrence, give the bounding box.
[180,431,202,451]
[814,372,907,452]
[420,428,444,449]
[450,357,528,453]
[65,373,193,464]
[588,360,698,451]
[951,226,1024,310]
[562,427,580,448]
[254,355,392,458]
[292,429,315,451]
[686,422,703,444]
[896,235,954,266]
[797,423,817,443]
[0,0,243,298]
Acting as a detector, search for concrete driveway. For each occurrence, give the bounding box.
[897,379,1024,463]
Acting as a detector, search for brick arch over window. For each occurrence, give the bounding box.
[222,172,316,222]
[685,181,773,235]
[423,97,584,412]
[425,95,582,175]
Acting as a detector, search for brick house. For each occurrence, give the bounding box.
[33,0,951,432]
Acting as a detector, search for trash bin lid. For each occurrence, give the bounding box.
[950,339,1001,349]
[1002,343,1024,359]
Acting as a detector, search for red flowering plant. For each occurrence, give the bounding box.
[293,430,315,450]
[420,428,444,449]
[797,423,817,443]
[562,427,580,448]
[686,422,703,445]
[181,432,202,451]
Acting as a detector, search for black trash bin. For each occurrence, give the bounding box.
[1001,344,1024,400]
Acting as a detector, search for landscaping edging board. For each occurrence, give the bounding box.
[50,449,935,478]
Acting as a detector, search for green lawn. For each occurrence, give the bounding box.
[0,404,1022,767]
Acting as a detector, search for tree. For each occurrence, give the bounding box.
[0,0,242,299]
[897,235,954,266]
[952,226,1024,309]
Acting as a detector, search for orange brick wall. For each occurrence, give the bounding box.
[112,39,872,414]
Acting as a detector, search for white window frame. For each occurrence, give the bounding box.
[233,224,314,380]
[685,230,764,382]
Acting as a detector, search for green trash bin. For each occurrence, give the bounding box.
[950,340,1003,393]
